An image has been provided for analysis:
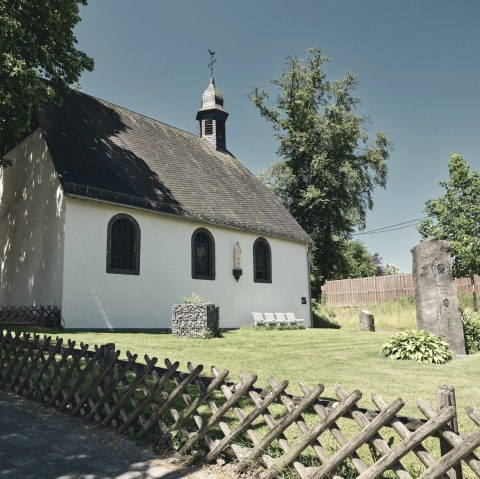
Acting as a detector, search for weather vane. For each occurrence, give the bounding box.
[208,49,216,77]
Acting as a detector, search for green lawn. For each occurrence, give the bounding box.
[32,326,480,433]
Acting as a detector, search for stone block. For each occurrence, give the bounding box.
[359,310,375,331]
[172,304,219,338]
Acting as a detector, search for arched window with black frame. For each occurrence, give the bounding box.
[191,228,215,280]
[253,237,272,283]
[106,214,141,275]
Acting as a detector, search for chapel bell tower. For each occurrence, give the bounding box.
[196,51,228,151]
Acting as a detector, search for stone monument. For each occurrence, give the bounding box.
[411,237,466,355]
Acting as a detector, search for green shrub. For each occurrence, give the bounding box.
[181,293,210,304]
[256,324,306,331]
[462,307,480,354]
[382,330,453,364]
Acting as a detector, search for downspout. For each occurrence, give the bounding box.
[307,244,313,328]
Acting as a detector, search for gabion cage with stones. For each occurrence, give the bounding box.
[172,304,219,338]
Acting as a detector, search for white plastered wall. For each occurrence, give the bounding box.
[0,129,65,306]
[62,198,311,329]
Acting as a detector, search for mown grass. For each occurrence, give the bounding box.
[315,293,475,331]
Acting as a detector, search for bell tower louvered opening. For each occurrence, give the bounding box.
[196,78,229,151]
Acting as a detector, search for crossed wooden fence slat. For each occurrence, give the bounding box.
[0,329,479,479]
[0,305,62,325]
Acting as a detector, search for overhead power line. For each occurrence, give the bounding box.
[353,218,426,236]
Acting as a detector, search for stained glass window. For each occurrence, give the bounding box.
[254,238,271,283]
[107,214,140,275]
[192,228,215,280]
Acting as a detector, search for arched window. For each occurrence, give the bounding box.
[253,238,272,283]
[191,228,215,280]
[106,214,141,275]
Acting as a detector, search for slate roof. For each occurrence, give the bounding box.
[36,90,312,243]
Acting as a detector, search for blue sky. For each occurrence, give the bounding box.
[75,0,480,274]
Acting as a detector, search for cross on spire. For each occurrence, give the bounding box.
[208,49,216,78]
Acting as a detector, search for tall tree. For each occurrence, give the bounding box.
[418,153,480,311]
[0,0,94,165]
[252,49,391,294]
[332,240,376,280]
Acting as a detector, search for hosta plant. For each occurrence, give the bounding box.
[382,330,453,364]
[463,307,480,354]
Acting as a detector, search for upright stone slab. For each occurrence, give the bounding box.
[359,310,375,332]
[411,237,466,355]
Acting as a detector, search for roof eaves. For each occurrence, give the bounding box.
[63,183,313,244]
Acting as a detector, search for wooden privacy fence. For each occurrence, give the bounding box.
[321,274,480,307]
[1,329,480,479]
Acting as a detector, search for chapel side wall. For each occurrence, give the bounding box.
[0,129,65,307]
[61,198,311,329]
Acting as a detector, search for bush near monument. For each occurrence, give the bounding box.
[463,307,480,354]
[382,330,453,364]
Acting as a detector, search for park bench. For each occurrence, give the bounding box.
[251,312,305,326]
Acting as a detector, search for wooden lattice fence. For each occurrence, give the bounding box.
[0,305,62,327]
[1,329,480,479]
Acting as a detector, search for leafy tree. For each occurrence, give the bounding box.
[383,262,400,276]
[331,240,376,279]
[418,153,480,311]
[371,252,384,276]
[252,49,391,295]
[0,0,94,165]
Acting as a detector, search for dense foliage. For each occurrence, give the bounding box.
[418,153,480,310]
[382,330,453,364]
[463,307,480,354]
[331,240,376,279]
[383,262,400,276]
[251,49,391,294]
[326,240,401,280]
[0,0,94,164]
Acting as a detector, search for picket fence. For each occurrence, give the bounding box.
[321,275,480,307]
[1,329,480,479]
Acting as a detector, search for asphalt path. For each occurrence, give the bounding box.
[0,391,226,479]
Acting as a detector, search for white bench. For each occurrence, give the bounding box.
[285,312,305,325]
[251,312,267,326]
[251,312,305,326]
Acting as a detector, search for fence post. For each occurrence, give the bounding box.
[100,343,116,392]
[436,385,463,479]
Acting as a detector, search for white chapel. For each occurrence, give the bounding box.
[0,77,312,329]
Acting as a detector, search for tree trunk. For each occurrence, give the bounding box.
[471,274,478,312]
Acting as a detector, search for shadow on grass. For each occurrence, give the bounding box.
[312,311,341,329]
